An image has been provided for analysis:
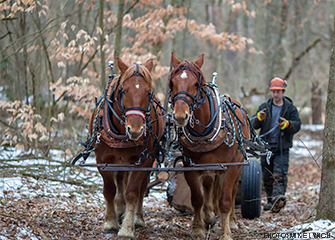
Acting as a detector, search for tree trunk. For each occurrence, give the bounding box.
[181,0,191,60]
[99,0,106,91]
[311,81,323,124]
[114,0,125,74]
[316,17,335,221]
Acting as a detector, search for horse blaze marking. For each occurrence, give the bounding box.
[135,84,140,89]
[180,71,188,79]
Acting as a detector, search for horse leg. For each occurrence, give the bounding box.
[229,168,241,231]
[218,168,238,240]
[115,171,126,223]
[135,172,150,227]
[118,172,145,238]
[213,174,221,216]
[201,174,216,228]
[184,171,205,239]
[100,171,119,232]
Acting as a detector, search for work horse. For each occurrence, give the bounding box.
[88,58,164,238]
[168,52,251,240]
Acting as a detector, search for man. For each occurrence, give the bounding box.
[252,77,301,213]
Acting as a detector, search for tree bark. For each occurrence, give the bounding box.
[114,0,125,74]
[270,0,288,76]
[311,81,323,124]
[316,16,335,221]
[99,0,106,91]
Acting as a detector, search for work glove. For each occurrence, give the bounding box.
[278,117,289,130]
[257,108,267,121]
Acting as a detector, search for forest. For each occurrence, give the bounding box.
[1,0,335,239]
[0,0,332,154]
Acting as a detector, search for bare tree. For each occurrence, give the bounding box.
[113,0,125,74]
[98,0,106,91]
[316,16,335,221]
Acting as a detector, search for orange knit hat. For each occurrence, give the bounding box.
[269,77,287,90]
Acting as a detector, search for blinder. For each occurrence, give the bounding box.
[169,65,206,111]
[116,62,154,122]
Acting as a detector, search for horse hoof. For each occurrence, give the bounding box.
[191,228,205,239]
[134,216,145,228]
[219,234,233,240]
[104,229,118,234]
[229,221,238,230]
[135,223,145,229]
[103,221,119,232]
[118,227,135,239]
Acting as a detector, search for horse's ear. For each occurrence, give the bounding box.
[194,54,204,68]
[145,59,154,72]
[171,52,180,69]
[116,57,128,74]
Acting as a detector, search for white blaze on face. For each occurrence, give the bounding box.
[135,84,140,89]
[180,70,188,79]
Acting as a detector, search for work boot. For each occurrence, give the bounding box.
[271,195,286,213]
[263,197,272,211]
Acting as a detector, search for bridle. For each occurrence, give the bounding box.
[169,65,208,112]
[107,63,155,125]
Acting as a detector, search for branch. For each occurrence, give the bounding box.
[124,0,140,15]
[284,38,322,80]
[106,0,140,36]
[54,90,68,104]
[79,49,98,75]
[20,172,100,189]
[0,118,18,130]
[0,31,11,40]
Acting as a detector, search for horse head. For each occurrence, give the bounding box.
[116,57,154,140]
[169,52,205,127]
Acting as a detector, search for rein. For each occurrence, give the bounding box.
[73,62,165,166]
[168,64,268,161]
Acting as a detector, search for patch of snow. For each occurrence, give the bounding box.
[283,219,335,240]
[294,139,323,149]
[290,146,316,158]
[301,124,324,132]
[0,126,334,239]
[1,227,39,240]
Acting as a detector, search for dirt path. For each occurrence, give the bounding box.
[0,127,324,239]
[0,155,321,240]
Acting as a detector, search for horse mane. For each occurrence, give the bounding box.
[120,64,154,90]
[169,60,206,83]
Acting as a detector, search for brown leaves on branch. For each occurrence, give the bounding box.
[0,101,51,148]
[122,4,261,53]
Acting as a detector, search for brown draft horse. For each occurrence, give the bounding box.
[169,52,250,240]
[89,58,164,238]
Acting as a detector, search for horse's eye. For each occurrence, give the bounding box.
[195,82,199,87]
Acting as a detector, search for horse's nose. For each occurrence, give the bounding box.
[173,111,189,127]
[126,126,132,135]
[126,125,144,140]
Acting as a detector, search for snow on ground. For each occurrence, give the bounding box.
[287,219,335,238]
[1,124,334,239]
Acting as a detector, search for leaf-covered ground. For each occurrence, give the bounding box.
[1,126,334,240]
